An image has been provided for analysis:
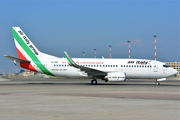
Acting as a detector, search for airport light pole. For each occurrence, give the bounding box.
[127,41,131,59]
[109,45,112,58]
[154,35,157,61]
[94,49,96,58]
[82,52,85,58]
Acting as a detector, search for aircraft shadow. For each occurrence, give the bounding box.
[27,82,180,87]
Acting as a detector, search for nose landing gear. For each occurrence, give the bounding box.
[155,78,166,85]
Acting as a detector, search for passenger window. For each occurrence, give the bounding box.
[129,65,131,67]
[134,65,136,67]
[132,65,133,67]
[97,65,98,67]
[142,65,144,68]
[116,65,118,67]
[94,65,96,67]
[121,65,123,67]
[108,65,110,67]
[126,65,128,67]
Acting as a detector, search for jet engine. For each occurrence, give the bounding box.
[103,72,126,82]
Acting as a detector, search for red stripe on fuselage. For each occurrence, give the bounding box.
[16,48,38,72]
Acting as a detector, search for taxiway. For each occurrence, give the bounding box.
[0,78,179,120]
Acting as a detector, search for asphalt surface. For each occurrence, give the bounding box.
[0,77,179,120]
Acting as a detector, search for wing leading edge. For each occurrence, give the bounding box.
[64,51,107,77]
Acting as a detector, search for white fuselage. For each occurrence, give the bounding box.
[6,27,178,85]
[37,58,177,79]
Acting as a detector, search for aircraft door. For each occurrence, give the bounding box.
[153,62,158,72]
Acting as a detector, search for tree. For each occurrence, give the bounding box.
[19,69,25,74]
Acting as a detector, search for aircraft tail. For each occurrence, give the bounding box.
[12,27,58,60]
[12,27,41,60]
[11,27,55,76]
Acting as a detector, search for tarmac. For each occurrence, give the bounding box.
[0,77,179,120]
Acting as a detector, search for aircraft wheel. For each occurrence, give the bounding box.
[91,80,97,85]
[155,82,160,86]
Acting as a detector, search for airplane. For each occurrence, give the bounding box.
[4,27,178,85]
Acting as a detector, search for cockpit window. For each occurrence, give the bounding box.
[163,64,170,68]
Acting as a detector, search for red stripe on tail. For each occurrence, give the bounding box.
[16,48,38,72]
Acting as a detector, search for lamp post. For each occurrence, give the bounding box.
[94,49,96,58]
[82,52,85,58]
[127,41,131,59]
[154,35,157,61]
[109,45,112,58]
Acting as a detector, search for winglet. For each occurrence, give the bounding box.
[64,51,76,67]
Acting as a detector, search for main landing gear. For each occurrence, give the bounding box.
[91,79,97,85]
[155,80,160,86]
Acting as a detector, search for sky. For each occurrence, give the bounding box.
[0,0,179,73]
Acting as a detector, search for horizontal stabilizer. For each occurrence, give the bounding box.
[3,55,30,63]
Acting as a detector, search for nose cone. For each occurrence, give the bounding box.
[166,68,178,77]
[172,69,178,76]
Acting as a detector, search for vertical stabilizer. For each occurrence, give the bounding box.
[12,27,41,60]
[12,27,54,76]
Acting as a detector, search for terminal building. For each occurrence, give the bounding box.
[165,62,180,74]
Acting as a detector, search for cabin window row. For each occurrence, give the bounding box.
[54,64,118,67]
[121,65,152,68]
[79,65,118,67]
[54,64,69,67]
[54,64,152,68]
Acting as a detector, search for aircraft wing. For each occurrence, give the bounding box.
[64,51,107,77]
[3,55,31,63]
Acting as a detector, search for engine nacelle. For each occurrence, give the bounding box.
[104,72,126,82]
